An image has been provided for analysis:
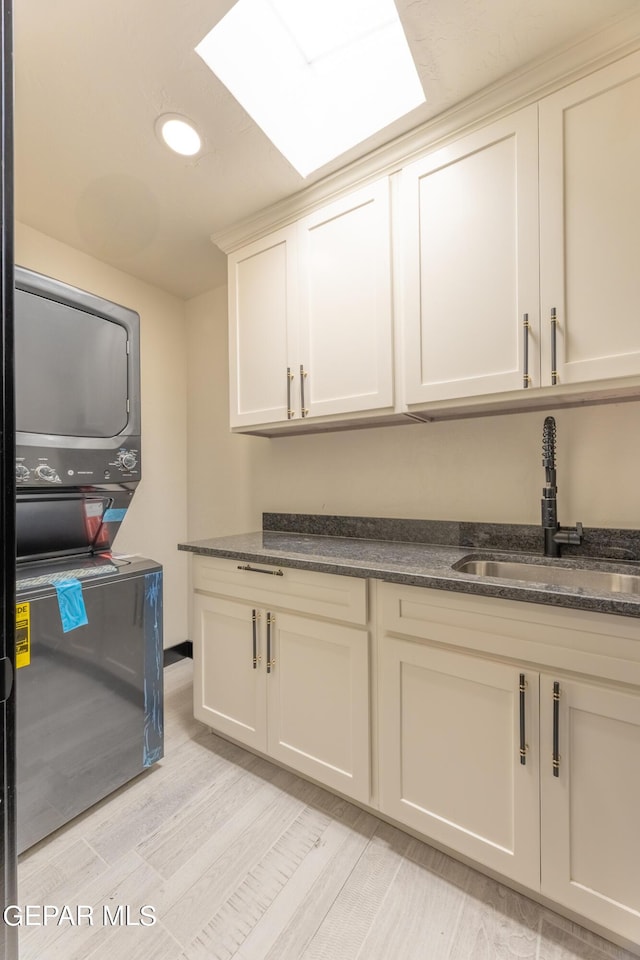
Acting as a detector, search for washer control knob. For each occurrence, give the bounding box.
[15,464,30,481]
[35,464,60,483]
[119,451,138,471]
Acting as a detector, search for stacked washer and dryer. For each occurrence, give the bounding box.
[13,266,163,853]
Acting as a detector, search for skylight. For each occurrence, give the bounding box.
[195,0,425,177]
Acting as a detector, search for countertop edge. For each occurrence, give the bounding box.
[178,539,640,620]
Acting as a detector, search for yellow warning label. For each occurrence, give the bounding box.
[16,602,30,668]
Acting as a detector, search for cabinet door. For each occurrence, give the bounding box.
[193,595,267,751]
[266,612,370,802]
[379,637,540,888]
[228,225,298,427]
[539,51,640,386]
[401,107,539,404]
[540,675,640,944]
[297,180,394,418]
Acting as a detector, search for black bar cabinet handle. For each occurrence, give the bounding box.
[252,609,258,669]
[300,364,308,418]
[519,673,527,765]
[286,366,294,419]
[522,314,530,388]
[237,564,284,577]
[552,681,560,777]
[266,612,273,674]
[550,308,558,385]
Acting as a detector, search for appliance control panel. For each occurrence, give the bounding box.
[116,450,138,472]
[15,441,142,487]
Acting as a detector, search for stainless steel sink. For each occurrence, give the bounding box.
[453,558,640,594]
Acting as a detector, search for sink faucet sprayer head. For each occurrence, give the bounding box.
[540,414,583,556]
[542,415,556,485]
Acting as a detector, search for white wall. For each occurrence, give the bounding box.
[186,286,640,537]
[16,222,189,648]
[185,286,259,539]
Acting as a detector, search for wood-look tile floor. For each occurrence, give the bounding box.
[18,659,638,960]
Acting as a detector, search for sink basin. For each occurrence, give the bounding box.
[453,558,640,594]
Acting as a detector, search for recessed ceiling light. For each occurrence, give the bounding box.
[195,0,425,177]
[156,114,202,156]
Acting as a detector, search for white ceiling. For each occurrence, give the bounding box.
[14,0,640,299]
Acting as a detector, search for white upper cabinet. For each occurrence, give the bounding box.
[400,107,540,405]
[297,181,394,419]
[227,49,640,432]
[228,225,298,429]
[228,178,394,431]
[539,50,640,386]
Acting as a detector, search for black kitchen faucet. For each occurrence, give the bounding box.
[541,416,584,558]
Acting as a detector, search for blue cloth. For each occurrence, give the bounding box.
[143,571,164,766]
[55,579,89,632]
[103,507,128,523]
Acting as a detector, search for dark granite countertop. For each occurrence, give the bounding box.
[179,514,640,620]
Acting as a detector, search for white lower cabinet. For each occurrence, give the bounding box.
[379,636,540,889]
[194,595,268,752]
[540,675,640,944]
[193,561,640,948]
[378,582,640,948]
[380,642,640,941]
[267,612,370,802]
[192,562,370,803]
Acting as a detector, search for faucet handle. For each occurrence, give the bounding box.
[566,521,584,545]
[553,522,584,547]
